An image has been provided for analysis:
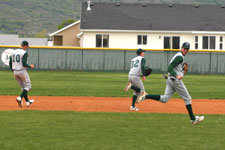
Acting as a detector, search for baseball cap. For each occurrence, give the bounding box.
[136,48,145,55]
[182,42,190,50]
[21,41,29,47]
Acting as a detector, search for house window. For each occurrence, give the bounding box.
[103,35,109,47]
[195,43,198,49]
[96,35,102,47]
[164,37,171,49]
[172,37,180,49]
[210,36,215,49]
[195,36,198,49]
[96,34,109,48]
[220,36,223,50]
[138,35,142,45]
[202,36,216,49]
[164,36,180,49]
[137,35,147,45]
[203,36,208,49]
[220,36,223,42]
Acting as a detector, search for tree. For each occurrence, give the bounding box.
[57,19,76,30]
[34,29,48,38]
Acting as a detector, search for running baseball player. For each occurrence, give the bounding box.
[124,48,147,111]
[9,41,34,107]
[136,42,204,125]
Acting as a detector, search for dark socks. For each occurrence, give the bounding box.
[145,95,160,101]
[131,86,141,93]
[24,93,29,102]
[132,95,137,107]
[20,89,28,99]
[186,104,195,120]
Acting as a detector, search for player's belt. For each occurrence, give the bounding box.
[13,69,25,71]
[168,76,176,81]
[129,74,141,77]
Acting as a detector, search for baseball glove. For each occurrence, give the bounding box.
[184,63,188,74]
[145,67,152,76]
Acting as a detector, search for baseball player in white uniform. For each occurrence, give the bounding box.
[136,42,204,125]
[9,41,34,107]
[124,48,147,111]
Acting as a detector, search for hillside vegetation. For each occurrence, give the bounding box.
[0,0,225,37]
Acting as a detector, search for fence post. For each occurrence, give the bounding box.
[65,49,68,69]
[103,50,105,71]
[38,48,40,69]
[82,49,84,71]
[209,52,212,74]
[124,50,126,71]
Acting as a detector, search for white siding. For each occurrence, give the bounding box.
[82,31,225,50]
[82,32,96,48]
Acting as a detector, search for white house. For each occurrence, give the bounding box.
[79,2,225,50]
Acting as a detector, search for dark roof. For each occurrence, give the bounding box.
[80,2,225,31]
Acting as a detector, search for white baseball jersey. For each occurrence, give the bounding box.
[129,56,144,76]
[160,52,191,105]
[168,52,184,77]
[12,49,27,71]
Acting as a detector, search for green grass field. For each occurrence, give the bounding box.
[0,111,224,150]
[0,71,225,150]
[1,71,225,99]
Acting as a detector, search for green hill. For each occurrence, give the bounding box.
[0,0,225,37]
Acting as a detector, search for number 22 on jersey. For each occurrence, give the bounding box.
[131,60,139,68]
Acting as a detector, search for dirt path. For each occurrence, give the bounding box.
[0,96,225,114]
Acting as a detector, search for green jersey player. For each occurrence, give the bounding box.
[137,42,204,125]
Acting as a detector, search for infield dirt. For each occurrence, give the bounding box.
[1,96,225,114]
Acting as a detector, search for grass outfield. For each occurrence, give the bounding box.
[1,70,225,99]
[1,71,225,150]
[0,111,224,150]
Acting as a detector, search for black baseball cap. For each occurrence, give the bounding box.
[21,41,29,47]
[182,42,190,50]
[136,48,145,55]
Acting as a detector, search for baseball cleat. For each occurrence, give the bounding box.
[29,99,34,104]
[124,82,132,92]
[130,106,139,111]
[16,97,23,107]
[26,99,34,107]
[191,116,204,125]
[136,91,147,103]
[162,74,168,79]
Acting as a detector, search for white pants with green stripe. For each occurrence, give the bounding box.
[160,78,192,105]
[128,75,145,96]
[14,70,31,91]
